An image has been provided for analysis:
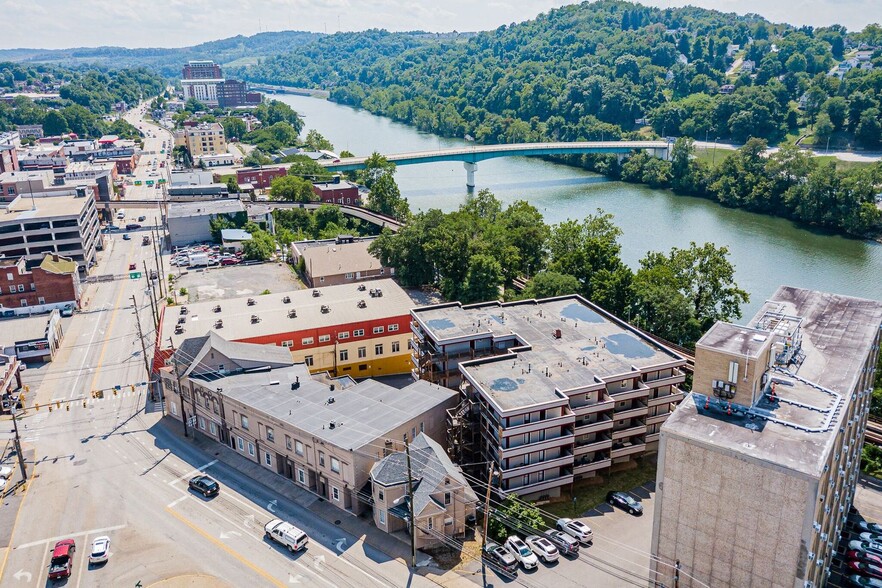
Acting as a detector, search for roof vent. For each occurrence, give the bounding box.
[312,290,321,297]
[328,396,335,404]
[357,299,366,308]
[292,376,300,390]
[330,384,335,392]
[321,305,330,313]
[269,380,279,386]
[288,309,297,318]
[282,296,291,304]
[329,421,336,429]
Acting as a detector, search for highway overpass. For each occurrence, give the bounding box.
[320,140,672,187]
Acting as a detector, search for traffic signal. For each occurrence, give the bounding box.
[82,400,86,408]
[35,403,39,411]
[66,403,70,411]
[55,401,60,409]
[130,385,135,392]
[48,405,52,412]
[113,389,118,397]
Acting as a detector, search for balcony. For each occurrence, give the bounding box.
[615,404,648,421]
[609,383,650,402]
[644,369,686,389]
[502,411,574,439]
[574,415,614,435]
[574,436,612,455]
[647,410,674,425]
[648,390,685,407]
[571,395,615,416]
[500,434,575,460]
[612,423,647,440]
[645,432,660,443]
[573,457,612,474]
[503,472,574,496]
[611,442,646,459]
[501,453,574,478]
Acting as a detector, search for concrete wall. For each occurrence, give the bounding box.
[168,214,213,247]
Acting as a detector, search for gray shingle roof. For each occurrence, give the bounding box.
[174,331,293,379]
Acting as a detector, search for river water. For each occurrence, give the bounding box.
[274,94,882,320]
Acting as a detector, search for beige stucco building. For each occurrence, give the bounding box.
[174,122,228,158]
[161,333,458,514]
[651,286,882,588]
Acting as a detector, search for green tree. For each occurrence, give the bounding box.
[242,230,276,261]
[286,155,333,182]
[359,152,397,189]
[462,254,503,303]
[185,97,207,112]
[226,177,240,194]
[814,112,834,146]
[43,110,68,135]
[304,129,334,151]
[521,271,580,299]
[222,117,247,141]
[270,175,316,202]
[367,172,410,219]
[487,495,546,543]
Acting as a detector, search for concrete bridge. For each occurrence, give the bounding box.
[320,141,672,187]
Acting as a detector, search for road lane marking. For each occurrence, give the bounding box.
[15,524,127,550]
[0,460,34,582]
[74,533,88,588]
[168,459,217,485]
[167,495,188,508]
[164,507,287,588]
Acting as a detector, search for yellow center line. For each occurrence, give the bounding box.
[164,507,286,588]
[87,245,137,394]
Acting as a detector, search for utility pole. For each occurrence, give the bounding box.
[143,261,159,329]
[481,463,497,549]
[169,337,188,438]
[674,559,681,588]
[10,402,27,481]
[405,440,417,569]
[131,295,151,378]
[151,227,164,298]
[153,223,166,297]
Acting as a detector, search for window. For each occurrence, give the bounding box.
[171,402,178,416]
[248,442,255,456]
[339,349,348,361]
[302,337,314,346]
[358,347,366,359]
[319,334,331,343]
[5,273,11,281]
[17,284,24,292]
[237,437,244,451]
[8,286,14,294]
[373,326,384,334]
[428,517,433,530]
[240,415,249,430]
[444,492,451,505]
[285,435,292,450]
[375,344,384,356]
[319,451,325,467]
[264,451,272,466]
[378,490,384,501]
[37,296,45,305]
[338,331,349,340]
[420,422,424,433]
[332,487,340,501]
[304,356,313,367]
[266,426,275,443]
[204,397,211,409]
[298,469,305,484]
[320,277,325,283]
[345,273,354,279]
[353,329,364,337]
[379,510,386,524]
[198,417,206,430]
[295,440,304,456]
[210,422,218,435]
[281,340,293,348]
[388,324,399,332]
[392,341,400,353]
[330,457,341,474]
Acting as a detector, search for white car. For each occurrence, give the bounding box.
[556,518,593,544]
[504,536,539,570]
[525,535,559,563]
[89,536,110,564]
[0,465,12,485]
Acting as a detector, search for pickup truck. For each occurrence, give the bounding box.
[265,519,309,553]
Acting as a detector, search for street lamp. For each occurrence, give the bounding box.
[712,137,720,165]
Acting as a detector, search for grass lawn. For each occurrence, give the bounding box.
[541,456,658,519]
[812,156,873,171]
[693,146,731,168]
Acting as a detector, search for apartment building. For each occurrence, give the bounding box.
[155,278,415,378]
[0,193,99,271]
[651,287,882,588]
[161,334,457,514]
[0,254,81,311]
[0,353,22,414]
[292,236,391,288]
[175,123,228,158]
[411,296,686,500]
[0,144,17,174]
[182,60,222,80]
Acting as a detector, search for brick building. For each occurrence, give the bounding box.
[312,179,361,206]
[0,144,18,173]
[236,165,288,190]
[292,236,391,288]
[0,254,81,312]
[217,79,262,108]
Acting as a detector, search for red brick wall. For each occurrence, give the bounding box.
[0,263,78,309]
[32,267,79,305]
[236,167,287,189]
[235,314,410,350]
[312,185,361,206]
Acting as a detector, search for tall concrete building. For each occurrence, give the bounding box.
[412,296,687,500]
[651,287,882,588]
[181,60,224,106]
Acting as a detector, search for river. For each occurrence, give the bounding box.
[272,93,882,320]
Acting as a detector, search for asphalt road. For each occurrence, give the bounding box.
[121,104,174,203]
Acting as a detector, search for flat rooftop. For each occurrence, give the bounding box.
[213,364,456,451]
[167,199,244,219]
[413,296,684,413]
[697,322,772,358]
[664,286,882,477]
[161,278,413,349]
[0,314,53,343]
[1,194,89,221]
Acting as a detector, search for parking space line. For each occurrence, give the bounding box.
[0,461,34,582]
[167,495,188,508]
[168,460,217,486]
[74,533,88,588]
[165,507,287,588]
[15,524,127,550]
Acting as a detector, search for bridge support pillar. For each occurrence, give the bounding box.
[464,162,477,188]
[616,153,626,164]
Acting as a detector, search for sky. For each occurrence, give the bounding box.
[1,0,879,50]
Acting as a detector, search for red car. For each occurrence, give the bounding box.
[48,539,75,579]
[850,550,882,567]
[129,263,137,271]
[221,258,240,266]
[848,561,882,580]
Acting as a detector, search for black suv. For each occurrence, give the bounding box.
[607,491,644,515]
[483,542,518,577]
[189,475,220,497]
[125,223,142,230]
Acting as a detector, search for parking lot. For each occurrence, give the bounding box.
[827,476,882,587]
[170,259,303,303]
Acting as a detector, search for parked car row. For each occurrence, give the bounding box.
[482,517,595,578]
[171,243,243,268]
[846,515,882,586]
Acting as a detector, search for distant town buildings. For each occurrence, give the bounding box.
[651,287,882,588]
[15,124,43,139]
[0,254,82,313]
[412,295,687,500]
[236,165,288,190]
[174,122,228,158]
[180,60,262,108]
[311,179,361,206]
[291,236,391,288]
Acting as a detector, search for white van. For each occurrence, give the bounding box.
[116,209,126,220]
[264,519,308,553]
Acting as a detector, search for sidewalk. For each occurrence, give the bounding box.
[161,418,479,586]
